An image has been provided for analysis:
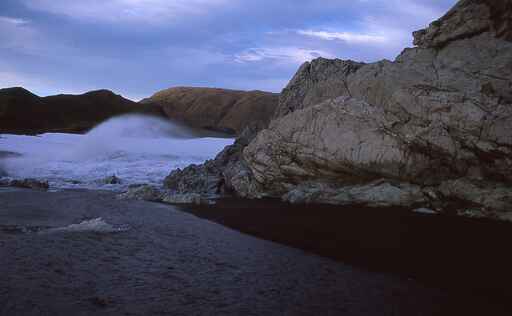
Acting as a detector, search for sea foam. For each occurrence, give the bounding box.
[43,218,129,234]
[0,115,233,190]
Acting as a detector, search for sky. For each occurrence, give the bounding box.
[0,0,457,100]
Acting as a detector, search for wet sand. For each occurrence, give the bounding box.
[1,188,511,315]
[178,197,512,313]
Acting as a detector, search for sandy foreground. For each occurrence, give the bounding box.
[0,188,511,315]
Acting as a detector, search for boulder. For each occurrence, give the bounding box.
[413,208,438,215]
[117,185,163,201]
[163,124,261,196]
[103,175,122,185]
[9,179,49,191]
[161,192,206,205]
[117,185,210,205]
[164,161,223,194]
[283,180,425,207]
[456,208,491,220]
[438,178,512,212]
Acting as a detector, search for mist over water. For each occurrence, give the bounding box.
[0,115,233,190]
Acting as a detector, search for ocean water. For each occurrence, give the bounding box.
[0,115,233,190]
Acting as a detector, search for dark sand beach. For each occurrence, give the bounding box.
[1,188,511,315]
[178,197,512,301]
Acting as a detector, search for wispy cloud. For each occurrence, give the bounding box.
[22,0,232,24]
[0,16,38,52]
[297,30,387,44]
[0,16,29,25]
[235,47,334,64]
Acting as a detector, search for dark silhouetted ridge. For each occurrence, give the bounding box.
[0,87,163,134]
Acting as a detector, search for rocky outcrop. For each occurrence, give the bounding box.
[0,87,163,134]
[163,123,260,196]
[165,0,512,220]
[117,185,163,201]
[438,179,512,213]
[161,192,207,205]
[8,179,49,191]
[239,0,512,218]
[116,184,209,205]
[142,87,279,135]
[413,0,512,48]
[275,59,365,118]
[283,180,426,207]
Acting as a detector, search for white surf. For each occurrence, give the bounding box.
[0,115,233,190]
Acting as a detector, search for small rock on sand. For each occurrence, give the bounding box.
[103,175,122,184]
[9,178,49,191]
[117,185,163,201]
[413,208,438,215]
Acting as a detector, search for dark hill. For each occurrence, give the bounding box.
[0,87,164,134]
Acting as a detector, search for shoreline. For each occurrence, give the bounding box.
[2,185,512,294]
[0,187,512,315]
[2,187,491,316]
[177,197,512,305]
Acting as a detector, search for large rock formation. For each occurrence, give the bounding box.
[0,87,163,134]
[141,87,279,135]
[243,0,512,213]
[165,0,512,219]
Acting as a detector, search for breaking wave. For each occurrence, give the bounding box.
[0,115,233,190]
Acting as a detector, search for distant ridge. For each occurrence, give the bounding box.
[0,87,163,134]
[141,87,279,135]
[1,86,279,136]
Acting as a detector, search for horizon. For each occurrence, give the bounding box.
[1,0,456,101]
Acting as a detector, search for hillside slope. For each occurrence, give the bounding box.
[141,87,279,135]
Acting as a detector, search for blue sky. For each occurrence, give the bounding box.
[0,0,456,100]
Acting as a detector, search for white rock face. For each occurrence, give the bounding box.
[239,0,512,213]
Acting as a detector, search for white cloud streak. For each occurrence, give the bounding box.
[0,16,29,25]
[297,30,387,44]
[235,47,334,64]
